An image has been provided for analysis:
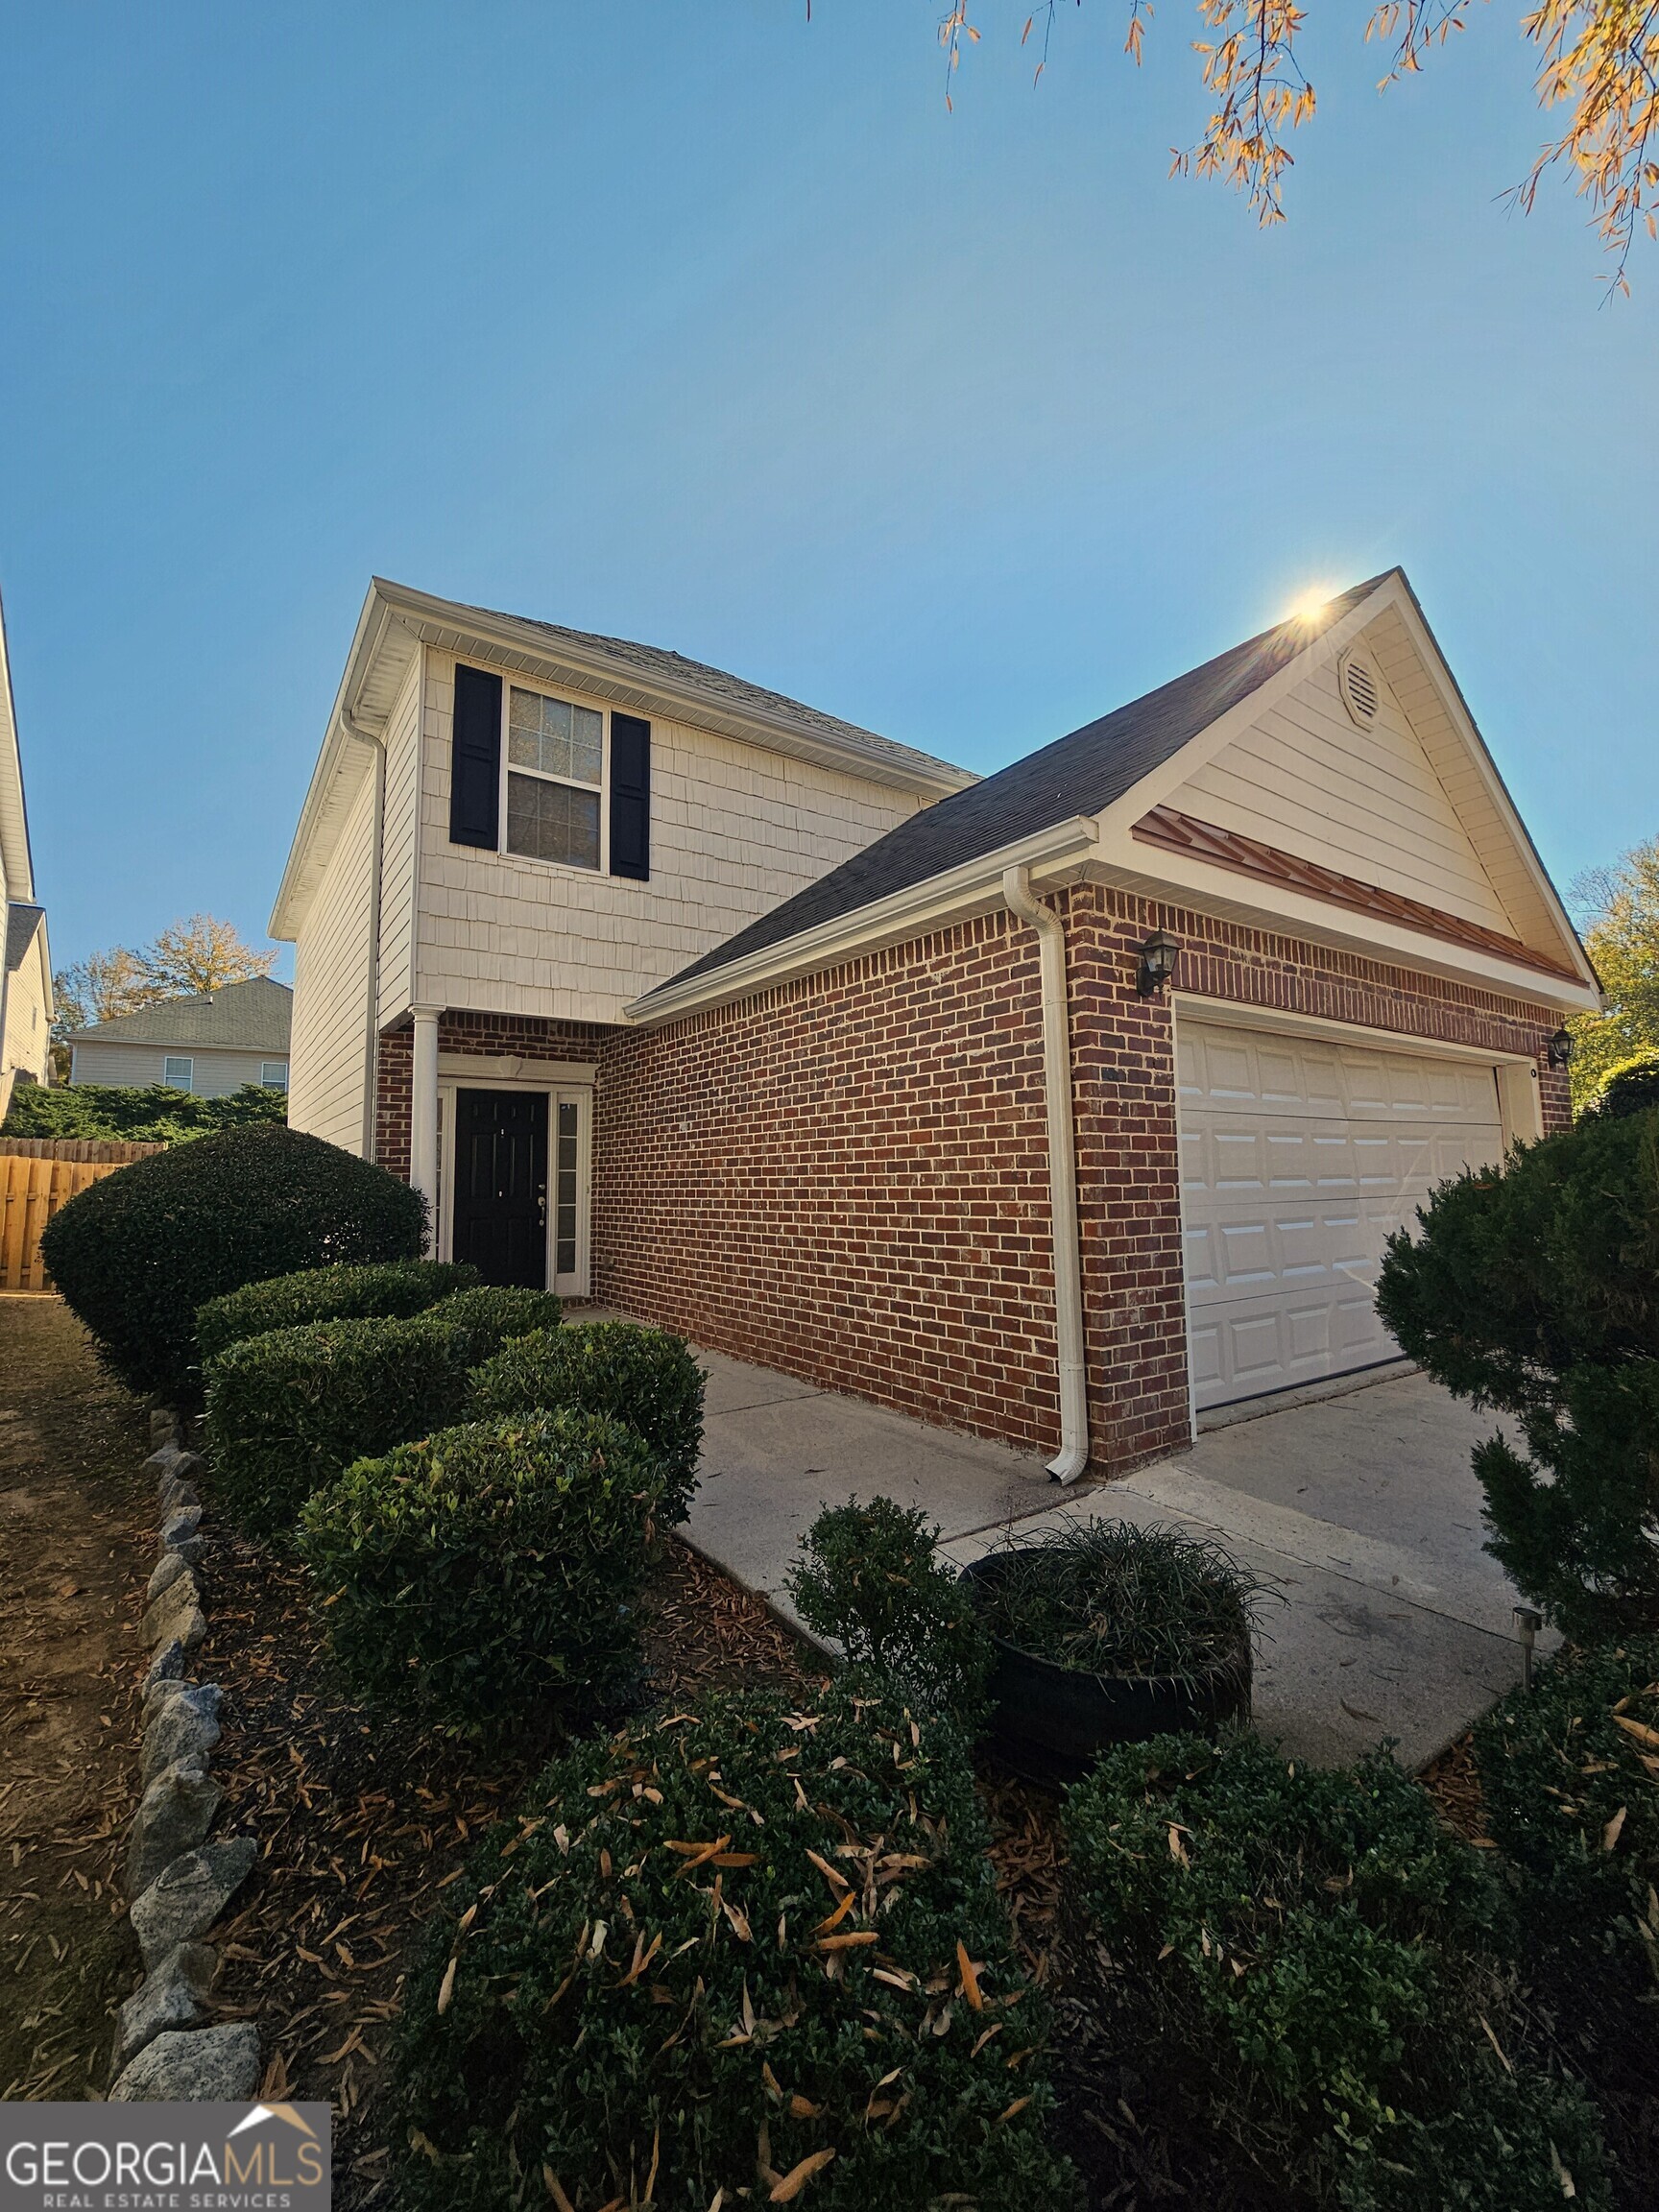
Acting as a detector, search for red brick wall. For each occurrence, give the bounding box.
[374,892,1570,1477]
[595,881,1571,1475]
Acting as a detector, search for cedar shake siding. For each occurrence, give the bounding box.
[371,890,1570,1476]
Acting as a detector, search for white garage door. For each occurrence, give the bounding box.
[1178,1020,1503,1410]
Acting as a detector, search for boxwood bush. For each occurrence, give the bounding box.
[786,1495,994,1725]
[1060,1731,1608,2210]
[1375,1107,1659,1637]
[469,1320,704,1524]
[297,1410,660,1735]
[204,1313,473,1537]
[197,1259,478,1362]
[38,1125,423,1405]
[426,1284,564,1363]
[392,1679,1078,2211]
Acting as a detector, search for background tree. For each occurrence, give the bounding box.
[939,2,1659,287]
[1567,834,1659,1111]
[138,912,277,998]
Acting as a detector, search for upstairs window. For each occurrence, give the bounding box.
[163,1055,194,1092]
[260,1061,289,1090]
[506,686,603,871]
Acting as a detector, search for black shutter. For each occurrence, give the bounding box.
[609,712,650,880]
[449,663,502,849]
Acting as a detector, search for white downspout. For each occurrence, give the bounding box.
[343,709,386,1162]
[1002,865,1091,1483]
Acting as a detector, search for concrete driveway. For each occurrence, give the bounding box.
[617,1319,1537,1770]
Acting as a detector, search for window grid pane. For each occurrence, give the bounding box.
[509,686,602,785]
[163,1056,193,1092]
[506,774,600,870]
[556,1101,579,1278]
[260,1062,288,1090]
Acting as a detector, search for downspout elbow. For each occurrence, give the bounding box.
[1002,866,1091,1485]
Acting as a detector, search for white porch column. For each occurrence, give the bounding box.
[408,1004,443,1252]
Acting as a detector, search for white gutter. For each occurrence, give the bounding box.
[1001,865,1091,1484]
[342,708,386,1160]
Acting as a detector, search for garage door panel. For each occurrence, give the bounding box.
[1179,1019,1503,1409]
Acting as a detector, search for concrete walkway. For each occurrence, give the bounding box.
[679,1341,1537,1770]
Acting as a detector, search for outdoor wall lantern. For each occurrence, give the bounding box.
[1136,928,1182,997]
[1546,1026,1575,1070]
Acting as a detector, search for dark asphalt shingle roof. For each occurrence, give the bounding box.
[438,591,972,791]
[5,901,44,974]
[67,974,292,1049]
[649,575,1390,997]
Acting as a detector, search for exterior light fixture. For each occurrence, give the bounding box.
[1546,1026,1574,1070]
[1136,928,1182,998]
[1514,1604,1543,1691]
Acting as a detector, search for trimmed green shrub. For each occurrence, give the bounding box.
[196,1259,478,1362]
[469,1320,704,1525]
[298,1410,660,1733]
[39,1125,423,1406]
[426,1284,563,1362]
[204,1313,472,1537]
[1,1078,286,1143]
[1474,1635,1659,1931]
[1375,1109,1659,1636]
[1061,1731,1608,2210]
[787,1494,994,1726]
[392,1679,1079,2212]
[969,1517,1259,1682]
[1593,1050,1659,1119]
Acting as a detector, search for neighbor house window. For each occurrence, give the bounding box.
[505,686,603,870]
[163,1056,194,1091]
[260,1062,288,1090]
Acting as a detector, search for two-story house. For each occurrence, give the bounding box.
[1,595,53,1120]
[275,572,1598,1479]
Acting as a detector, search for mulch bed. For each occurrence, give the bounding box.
[197,1530,826,2205]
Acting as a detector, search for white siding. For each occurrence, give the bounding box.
[3,936,51,1089]
[288,765,375,1149]
[1166,644,1515,934]
[414,650,928,1023]
[70,1042,283,1098]
[375,663,421,1026]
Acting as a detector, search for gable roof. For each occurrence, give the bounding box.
[0,593,36,905]
[653,576,1387,996]
[5,901,45,974]
[272,579,975,940]
[66,974,292,1050]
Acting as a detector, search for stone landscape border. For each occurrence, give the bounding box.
[106,1410,262,2101]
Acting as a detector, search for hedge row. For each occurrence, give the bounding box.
[197,1259,479,1362]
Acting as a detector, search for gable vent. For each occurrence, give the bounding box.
[1338,648,1381,730]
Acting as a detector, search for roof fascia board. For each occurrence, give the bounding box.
[373,580,974,800]
[625,814,1100,1026]
[1087,831,1599,1013]
[1382,580,1594,985]
[0,594,35,903]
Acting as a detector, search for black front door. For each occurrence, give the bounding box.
[451,1089,548,1287]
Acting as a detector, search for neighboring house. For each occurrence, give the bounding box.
[65,976,292,1097]
[274,569,1598,1479]
[0,592,54,1121]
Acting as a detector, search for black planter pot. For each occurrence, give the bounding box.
[960,1551,1253,1786]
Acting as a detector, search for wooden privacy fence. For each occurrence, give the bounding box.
[0,1140,166,1293]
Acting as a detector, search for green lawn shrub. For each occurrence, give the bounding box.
[1060,1730,1608,2211]
[469,1320,704,1525]
[196,1259,478,1362]
[392,1679,1078,2212]
[38,1124,423,1406]
[204,1313,472,1537]
[1,1078,287,1143]
[1375,1107,1659,1637]
[297,1410,660,1735]
[1593,1050,1659,1119]
[1474,1635,1659,1932]
[786,1494,993,1726]
[426,1284,563,1363]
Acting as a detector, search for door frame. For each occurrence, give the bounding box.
[433,1059,594,1297]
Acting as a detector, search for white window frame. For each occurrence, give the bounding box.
[499,680,610,877]
[435,1070,593,1298]
[162,1055,194,1092]
[260,1061,289,1090]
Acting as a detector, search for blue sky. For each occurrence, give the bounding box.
[2,2,1653,980]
